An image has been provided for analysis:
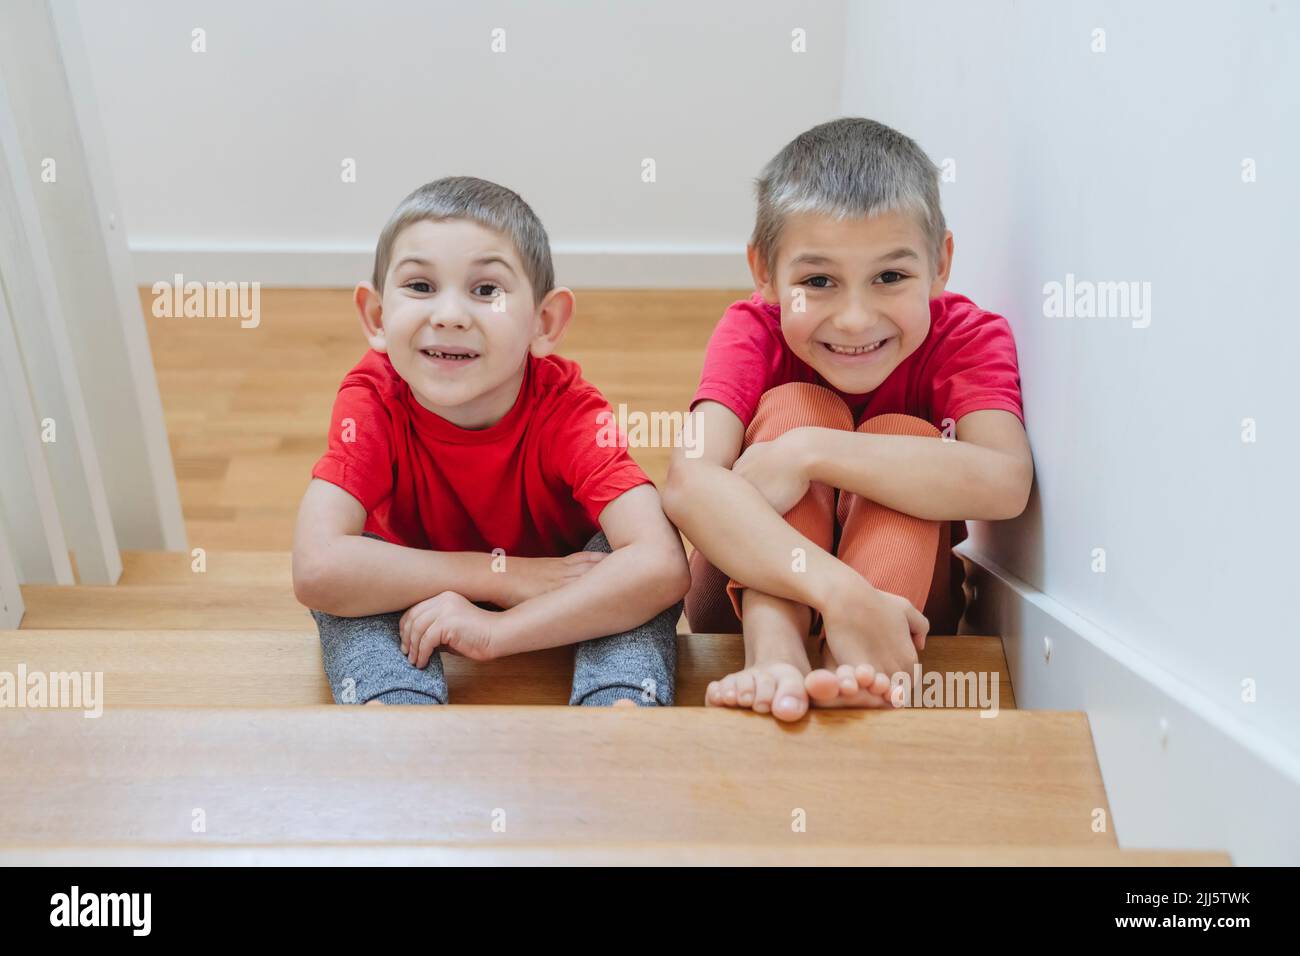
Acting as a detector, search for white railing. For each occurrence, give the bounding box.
[0,0,186,606]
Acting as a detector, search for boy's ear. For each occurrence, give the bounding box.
[746,244,778,303]
[354,282,387,352]
[929,230,955,298]
[529,287,576,358]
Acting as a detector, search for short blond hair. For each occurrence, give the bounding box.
[371,176,554,304]
[751,117,947,275]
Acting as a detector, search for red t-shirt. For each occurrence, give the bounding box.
[311,349,651,557]
[691,290,1025,429]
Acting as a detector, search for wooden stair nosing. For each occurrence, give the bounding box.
[0,707,1106,848]
[0,631,1015,708]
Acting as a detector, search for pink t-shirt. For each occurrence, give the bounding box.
[691,290,1025,429]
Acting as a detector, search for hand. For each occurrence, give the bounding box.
[732,429,813,515]
[399,591,499,666]
[493,552,606,607]
[819,575,929,685]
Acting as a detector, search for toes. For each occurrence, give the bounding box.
[771,672,809,722]
[720,674,739,707]
[887,681,909,707]
[734,671,757,708]
[752,671,778,714]
[705,679,729,707]
[859,690,892,709]
[836,664,858,694]
[869,671,892,697]
[708,674,749,708]
[805,668,842,702]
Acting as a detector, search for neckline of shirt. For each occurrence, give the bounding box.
[400,353,536,445]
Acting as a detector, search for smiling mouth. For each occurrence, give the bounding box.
[822,337,891,355]
[420,347,480,361]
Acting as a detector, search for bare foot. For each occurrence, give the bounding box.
[610,698,637,709]
[805,641,895,709]
[707,660,810,721]
[706,588,815,722]
[807,578,927,708]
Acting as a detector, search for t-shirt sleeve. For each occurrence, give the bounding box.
[547,386,653,526]
[690,303,782,428]
[929,308,1026,426]
[309,382,395,513]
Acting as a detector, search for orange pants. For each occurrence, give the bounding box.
[684,382,968,636]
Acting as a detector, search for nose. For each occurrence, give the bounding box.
[830,292,872,334]
[428,295,471,331]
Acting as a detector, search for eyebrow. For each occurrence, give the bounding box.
[393,255,518,276]
[788,247,920,268]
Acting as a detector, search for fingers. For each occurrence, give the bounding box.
[406,622,420,664]
[414,627,440,669]
[906,604,930,649]
[398,608,412,654]
[404,606,435,663]
[399,598,437,655]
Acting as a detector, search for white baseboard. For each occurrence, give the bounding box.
[957,540,1300,866]
[129,240,754,289]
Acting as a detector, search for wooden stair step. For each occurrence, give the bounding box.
[0,844,1231,866]
[0,631,1015,708]
[117,550,292,587]
[18,584,310,629]
[0,708,1104,847]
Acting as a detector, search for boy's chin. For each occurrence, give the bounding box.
[809,361,893,396]
[411,385,478,408]
[405,368,525,416]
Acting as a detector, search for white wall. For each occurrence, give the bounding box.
[842,0,1299,855]
[73,0,844,286]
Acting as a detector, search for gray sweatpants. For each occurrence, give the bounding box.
[311,532,680,706]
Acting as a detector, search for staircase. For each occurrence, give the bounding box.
[0,549,1230,865]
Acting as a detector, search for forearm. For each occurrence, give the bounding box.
[664,463,851,612]
[299,535,507,617]
[800,427,1031,521]
[492,538,688,656]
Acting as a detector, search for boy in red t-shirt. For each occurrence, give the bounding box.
[663,118,1034,722]
[293,177,690,706]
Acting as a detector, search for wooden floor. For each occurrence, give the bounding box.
[0,845,1231,867]
[143,287,738,551]
[1,628,1014,708]
[0,289,1230,865]
[13,543,1016,707]
[0,708,1105,846]
[0,708,1229,865]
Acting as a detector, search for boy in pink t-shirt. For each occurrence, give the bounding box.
[663,118,1034,722]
